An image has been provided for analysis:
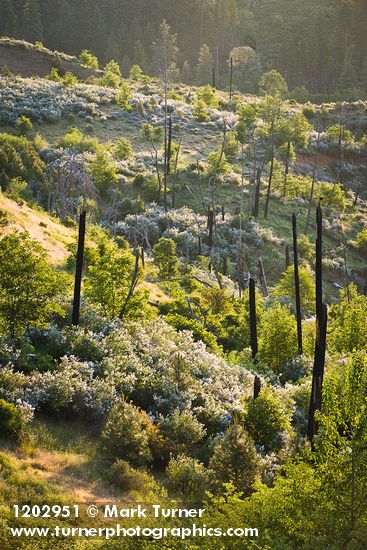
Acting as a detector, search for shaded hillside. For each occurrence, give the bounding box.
[0,38,101,79]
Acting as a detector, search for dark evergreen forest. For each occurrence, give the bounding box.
[1,0,367,95]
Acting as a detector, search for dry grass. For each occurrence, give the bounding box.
[0,195,76,266]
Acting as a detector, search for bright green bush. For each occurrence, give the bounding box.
[158,409,206,456]
[0,399,22,438]
[209,424,259,494]
[244,386,293,452]
[355,228,367,255]
[167,454,209,498]
[79,49,99,69]
[113,137,133,161]
[152,238,179,279]
[258,303,298,373]
[15,115,33,136]
[102,401,153,466]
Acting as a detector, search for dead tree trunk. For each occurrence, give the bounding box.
[264,119,275,219]
[72,210,86,326]
[308,205,328,448]
[167,115,172,175]
[249,278,258,361]
[1,173,7,192]
[229,57,233,100]
[282,140,291,197]
[120,250,140,319]
[305,132,320,235]
[254,375,261,400]
[221,204,225,221]
[252,168,261,218]
[285,244,290,269]
[256,256,268,297]
[292,214,303,355]
[208,208,214,250]
[223,256,228,276]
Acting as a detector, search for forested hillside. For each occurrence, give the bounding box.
[0,5,367,549]
[1,0,367,97]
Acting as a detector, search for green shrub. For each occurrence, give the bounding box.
[167,454,209,498]
[355,228,367,255]
[117,82,132,111]
[79,50,99,69]
[209,424,259,494]
[152,238,179,279]
[197,85,219,108]
[142,123,163,143]
[6,177,32,202]
[207,150,231,174]
[158,409,206,456]
[193,99,209,122]
[275,265,316,313]
[110,460,156,492]
[0,399,22,438]
[244,386,293,452]
[88,151,119,191]
[63,72,78,86]
[102,401,153,466]
[166,314,221,353]
[58,128,100,153]
[15,115,33,136]
[142,176,161,202]
[258,303,298,373]
[100,60,121,88]
[113,138,133,161]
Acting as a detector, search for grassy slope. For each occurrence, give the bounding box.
[0,195,76,266]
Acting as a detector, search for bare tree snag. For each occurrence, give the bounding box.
[254,375,261,400]
[120,249,140,319]
[264,119,275,219]
[252,168,261,218]
[167,115,172,175]
[292,213,303,355]
[282,140,291,197]
[256,256,268,297]
[308,205,328,448]
[208,208,214,250]
[72,210,86,326]
[229,56,233,100]
[305,132,320,235]
[285,244,290,269]
[249,278,258,361]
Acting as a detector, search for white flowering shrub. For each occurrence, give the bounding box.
[0,318,252,437]
[112,205,264,263]
[0,76,117,123]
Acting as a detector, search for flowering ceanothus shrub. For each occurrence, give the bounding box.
[0,319,253,432]
[0,76,117,123]
[112,205,264,263]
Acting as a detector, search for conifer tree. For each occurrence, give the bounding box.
[22,0,44,43]
[196,44,213,85]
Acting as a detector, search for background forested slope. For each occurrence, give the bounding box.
[1,0,367,96]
